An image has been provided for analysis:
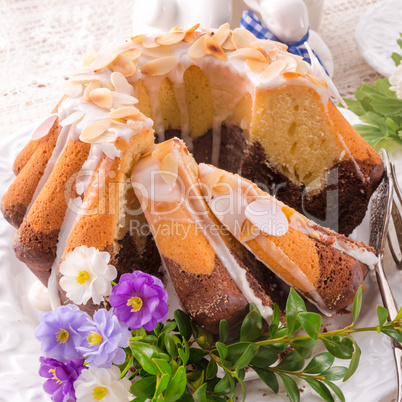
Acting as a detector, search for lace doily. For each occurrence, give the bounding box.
[0,0,383,136]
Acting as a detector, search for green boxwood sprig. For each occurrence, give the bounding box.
[121,286,402,402]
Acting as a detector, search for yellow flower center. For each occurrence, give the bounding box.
[49,368,63,385]
[87,331,103,346]
[93,386,107,400]
[76,270,90,285]
[127,296,143,312]
[56,328,69,344]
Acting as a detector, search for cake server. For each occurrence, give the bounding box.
[369,148,402,402]
[388,162,402,268]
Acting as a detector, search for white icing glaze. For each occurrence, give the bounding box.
[28,279,52,311]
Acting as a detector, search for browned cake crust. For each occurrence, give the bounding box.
[314,241,368,311]
[1,119,60,228]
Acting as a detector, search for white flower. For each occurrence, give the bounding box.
[389,63,402,99]
[74,366,132,402]
[59,246,117,305]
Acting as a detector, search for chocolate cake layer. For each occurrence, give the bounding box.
[164,255,249,334]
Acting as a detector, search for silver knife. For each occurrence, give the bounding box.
[369,148,402,401]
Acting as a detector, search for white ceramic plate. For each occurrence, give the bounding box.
[0,119,402,401]
[355,0,402,77]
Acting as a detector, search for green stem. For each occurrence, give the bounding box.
[120,353,134,379]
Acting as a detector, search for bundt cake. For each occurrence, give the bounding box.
[0,24,382,330]
[198,163,378,314]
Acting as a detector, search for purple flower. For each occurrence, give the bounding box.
[39,357,87,402]
[109,271,168,331]
[77,308,131,368]
[35,304,90,362]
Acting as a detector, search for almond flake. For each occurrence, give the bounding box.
[83,47,97,67]
[306,73,328,88]
[155,31,186,46]
[213,23,230,46]
[232,28,257,49]
[140,56,178,76]
[231,47,266,62]
[239,219,258,242]
[109,106,140,119]
[282,55,298,71]
[151,141,175,160]
[90,88,113,108]
[111,54,137,77]
[91,48,121,72]
[80,119,111,142]
[159,153,178,183]
[90,130,116,144]
[59,111,86,127]
[131,34,147,44]
[222,33,236,51]
[62,81,83,98]
[296,60,309,75]
[121,47,142,61]
[110,72,134,94]
[261,60,287,79]
[112,91,139,107]
[186,23,200,35]
[70,74,99,84]
[211,181,231,195]
[84,80,102,101]
[205,35,226,60]
[246,59,268,74]
[142,34,160,48]
[282,71,303,80]
[188,34,207,59]
[202,169,224,189]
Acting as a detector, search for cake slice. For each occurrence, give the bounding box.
[131,138,285,333]
[198,163,378,314]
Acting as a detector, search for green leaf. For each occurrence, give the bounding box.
[193,383,208,402]
[276,350,305,372]
[130,376,157,399]
[352,286,362,326]
[278,373,300,402]
[289,338,318,359]
[164,366,187,402]
[155,373,171,397]
[322,335,354,359]
[131,342,169,375]
[153,358,172,376]
[164,333,179,359]
[297,312,322,340]
[270,303,281,335]
[321,366,348,381]
[285,288,306,335]
[250,344,279,368]
[178,348,189,366]
[187,370,204,390]
[162,320,177,334]
[381,328,402,343]
[219,319,229,343]
[195,327,214,349]
[303,352,334,374]
[176,392,194,402]
[343,339,361,382]
[392,52,402,67]
[323,380,346,402]
[174,310,192,341]
[253,367,279,393]
[189,348,208,363]
[206,358,218,380]
[214,372,231,394]
[304,378,334,402]
[215,342,228,362]
[376,305,389,331]
[240,309,263,342]
[232,343,260,369]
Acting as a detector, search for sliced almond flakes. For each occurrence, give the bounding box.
[110,54,137,77]
[231,47,266,63]
[140,56,178,76]
[59,111,86,127]
[90,88,113,108]
[159,153,179,183]
[155,31,185,46]
[205,35,226,60]
[80,119,111,142]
